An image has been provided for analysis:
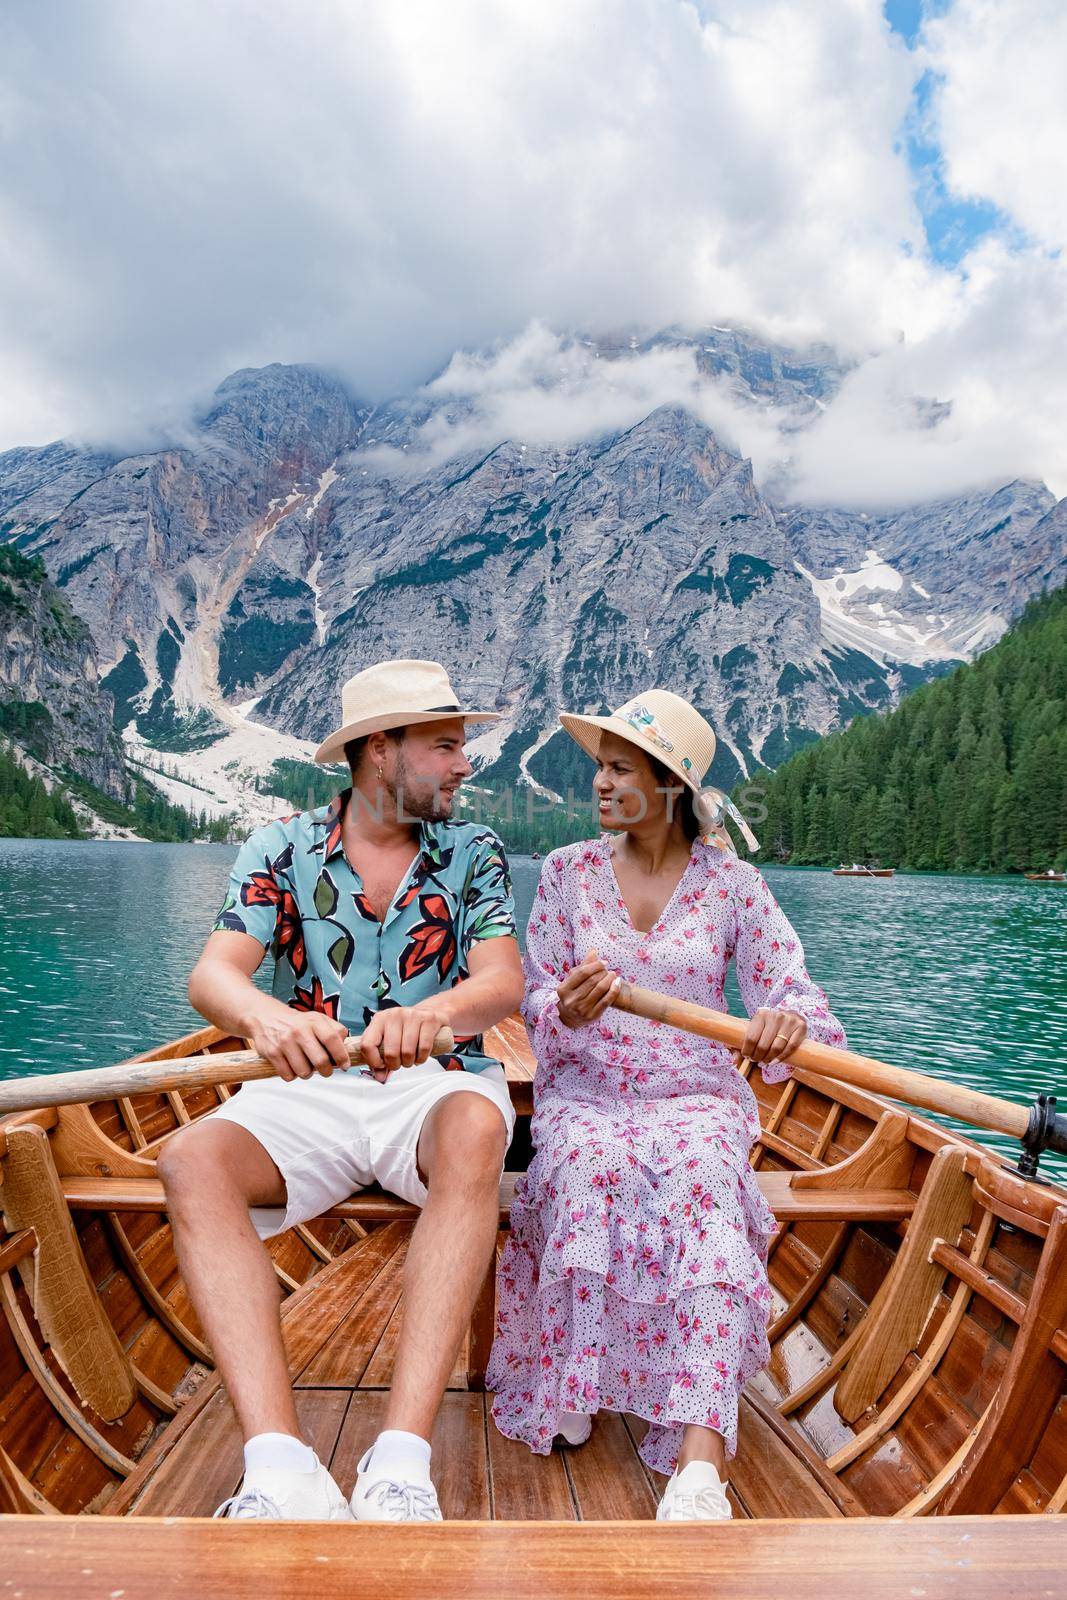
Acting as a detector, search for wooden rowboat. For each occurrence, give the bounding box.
[1,1004,1066,1597]
[832,866,895,877]
[1025,872,1066,882]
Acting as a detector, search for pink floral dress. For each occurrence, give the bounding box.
[487,835,846,1473]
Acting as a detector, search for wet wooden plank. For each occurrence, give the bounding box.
[327,1388,389,1495]
[561,1412,656,1521]
[305,1226,472,1394]
[297,1235,410,1386]
[4,1515,1063,1598]
[728,1399,844,1520]
[295,1390,351,1472]
[130,1388,348,1517]
[285,1224,412,1378]
[357,1284,470,1393]
[359,1294,406,1388]
[431,1393,491,1520]
[486,1411,576,1520]
[127,1387,239,1515]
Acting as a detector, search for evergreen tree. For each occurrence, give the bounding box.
[731,584,1067,874]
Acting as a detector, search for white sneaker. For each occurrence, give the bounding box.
[351,1448,443,1522]
[214,1459,353,1520]
[555,1411,592,1448]
[656,1460,732,1522]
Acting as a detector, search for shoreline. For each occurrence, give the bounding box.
[0,833,1061,882]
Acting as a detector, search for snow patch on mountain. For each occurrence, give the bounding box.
[519,728,564,802]
[305,555,328,644]
[304,464,339,518]
[795,552,969,667]
[466,716,513,770]
[122,698,323,827]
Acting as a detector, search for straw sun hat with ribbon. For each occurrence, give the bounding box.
[559,689,759,852]
[313,659,500,765]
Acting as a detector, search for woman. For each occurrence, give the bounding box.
[487,690,846,1521]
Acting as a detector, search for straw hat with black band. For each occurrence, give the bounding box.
[559,689,759,853]
[313,659,500,766]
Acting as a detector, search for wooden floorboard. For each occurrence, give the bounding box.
[296,1235,410,1387]
[119,1219,869,1523]
[561,1412,657,1521]
[129,1389,349,1518]
[323,1390,492,1517]
[360,1293,407,1389]
[487,1409,577,1520]
[298,1230,469,1391]
[286,1222,412,1380]
[429,1394,492,1521]
[5,1515,1065,1599]
[125,1387,239,1517]
[729,1398,844,1520]
[328,1389,389,1495]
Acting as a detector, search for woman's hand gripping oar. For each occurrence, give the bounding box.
[608,980,1067,1158]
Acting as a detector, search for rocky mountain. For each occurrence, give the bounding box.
[782,480,1062,666]
[256,401,861,791]
[0,542,128,799]
[1,330,1064,825]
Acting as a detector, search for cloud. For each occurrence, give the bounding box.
[360,322,795,480]
[788,0,1067,505]
[358,270,1067,509]
[0,0,1063,507]
[0,1,926,440]
[789,240,1067,505]
[925,0,1067,255]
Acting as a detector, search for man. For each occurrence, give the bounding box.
[159,659,523,1522]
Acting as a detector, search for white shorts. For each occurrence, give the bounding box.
[209,1057,516,1240]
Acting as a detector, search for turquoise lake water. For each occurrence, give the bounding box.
[1,839,1064,1173]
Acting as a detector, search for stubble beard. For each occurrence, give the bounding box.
[390,751,456,824]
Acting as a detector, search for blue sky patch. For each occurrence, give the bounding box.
[884,1,1014,267]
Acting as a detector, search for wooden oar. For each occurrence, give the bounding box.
[611,982,1065,1151]
[0,1027,457,1115]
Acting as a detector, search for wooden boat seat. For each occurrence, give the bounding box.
[62,1169,916,1224]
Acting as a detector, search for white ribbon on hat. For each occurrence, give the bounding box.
[692,785,760,853]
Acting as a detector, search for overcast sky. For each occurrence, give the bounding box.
[1,0,1065,506]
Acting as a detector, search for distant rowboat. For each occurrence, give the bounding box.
[1025,871,1066,882]
[832,864,895,877]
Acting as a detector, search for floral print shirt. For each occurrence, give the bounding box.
[212,789,517,1073]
